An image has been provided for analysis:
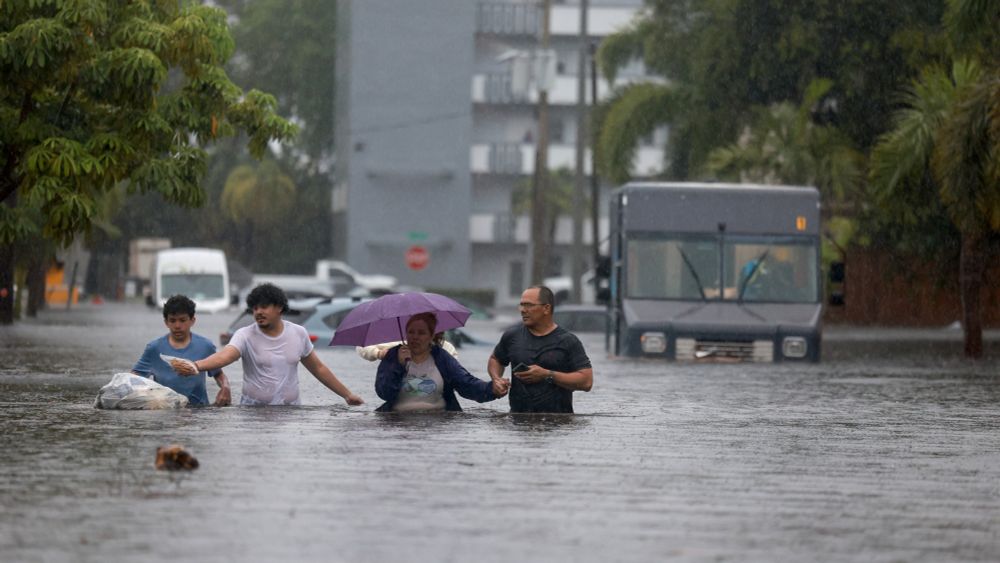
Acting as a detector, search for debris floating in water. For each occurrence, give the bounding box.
[155,445,199,471]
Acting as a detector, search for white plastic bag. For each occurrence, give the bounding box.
[94,372,189,410]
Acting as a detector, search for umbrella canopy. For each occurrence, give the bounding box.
[329,292,472,347]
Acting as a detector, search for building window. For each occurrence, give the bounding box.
[550,118,565,144]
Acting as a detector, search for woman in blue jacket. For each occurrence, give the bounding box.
[375,313,508,412]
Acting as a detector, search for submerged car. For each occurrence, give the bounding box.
[219,297,369,346]
[442,327,492,349]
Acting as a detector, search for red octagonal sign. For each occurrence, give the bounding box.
[405,245,429,271]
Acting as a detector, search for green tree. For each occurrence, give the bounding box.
[0,0,296,323]
[219,0,336,167]
[103,0,337,277]
[596,0,945,183]
[866,0,1000,358]
[513,168,581,277]
[869,57,1000,358]
[220,158,296,271]
[705,79,864,210]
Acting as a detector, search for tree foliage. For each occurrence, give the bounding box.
[596,0,946,182]
[218,0,336,167]
[0,0,297,248]
[867,0,1000,357]
[97,1,336,279]
[595,82,678,184]
[705,79,864,205]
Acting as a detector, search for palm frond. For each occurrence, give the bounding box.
[595,83,676,184]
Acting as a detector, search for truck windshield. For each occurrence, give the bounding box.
[626,235,818,303]
[162,274,225,300]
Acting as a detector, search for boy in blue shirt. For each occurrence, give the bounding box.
[132,295,231,406]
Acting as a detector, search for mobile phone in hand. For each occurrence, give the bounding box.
[512,362,528,373]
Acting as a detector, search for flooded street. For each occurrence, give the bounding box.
[2,303,1000,562]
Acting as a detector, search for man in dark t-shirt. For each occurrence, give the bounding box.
[488,285,593,413]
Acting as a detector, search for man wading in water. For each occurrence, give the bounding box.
[488,285,593,413]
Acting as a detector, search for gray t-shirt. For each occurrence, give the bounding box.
[227,320,314,405]
[393,356,446,412]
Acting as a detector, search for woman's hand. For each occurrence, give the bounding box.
[491,377,510,397]
[397,345,412,365]
[345,393,365,406]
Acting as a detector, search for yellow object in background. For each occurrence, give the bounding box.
[45,264,79,306]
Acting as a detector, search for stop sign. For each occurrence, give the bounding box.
[405,245,429,271]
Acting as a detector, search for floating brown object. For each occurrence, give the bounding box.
[155,444,199,471]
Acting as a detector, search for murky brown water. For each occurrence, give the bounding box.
[2,303,1000,562]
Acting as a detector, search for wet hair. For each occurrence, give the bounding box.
[529,285,555,311]
[406,312,438,335]
[163,295,196,319]
[246,283,289,313]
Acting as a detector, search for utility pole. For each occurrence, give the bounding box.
[570,0,589,303]
[529,0,551,285]
[589,41,601,273]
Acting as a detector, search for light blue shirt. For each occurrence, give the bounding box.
[133,334,221,406]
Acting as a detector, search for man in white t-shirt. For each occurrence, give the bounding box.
[172,283,364,406]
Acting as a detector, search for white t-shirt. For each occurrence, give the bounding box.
[393,356,446,412]
[227,320,314,406]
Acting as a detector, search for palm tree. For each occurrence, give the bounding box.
[869,59,999,358]
[595,82,679,184]
[705,79,864,210]
[221,159,297,269]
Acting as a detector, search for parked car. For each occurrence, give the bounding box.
[543,269,609,306]
[219,297,369,346]
[443,327,492,349]
[238,276,335,306]
[504,304,608,334]
[315,259,398,295]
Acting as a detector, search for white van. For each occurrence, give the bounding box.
[149,248,231,313]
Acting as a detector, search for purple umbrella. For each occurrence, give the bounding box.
[328,292,472,347]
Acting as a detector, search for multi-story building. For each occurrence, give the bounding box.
[335,0,665,306]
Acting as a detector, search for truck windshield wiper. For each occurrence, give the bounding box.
[737,249,770,303]
[678,248,707,300]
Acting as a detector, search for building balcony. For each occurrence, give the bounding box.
[470,213,528,244]
[472,72,531,105]
[549,5,639,36]
[476,2,541,36]
[470,212,609,246]
[475,3,639,38]
[472,72,665,106]
[470,142,664,177]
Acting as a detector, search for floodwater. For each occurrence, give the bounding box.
[2,303,999,562]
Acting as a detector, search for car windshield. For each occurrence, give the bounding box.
[320,307,356,330]
[625,234,818,303]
